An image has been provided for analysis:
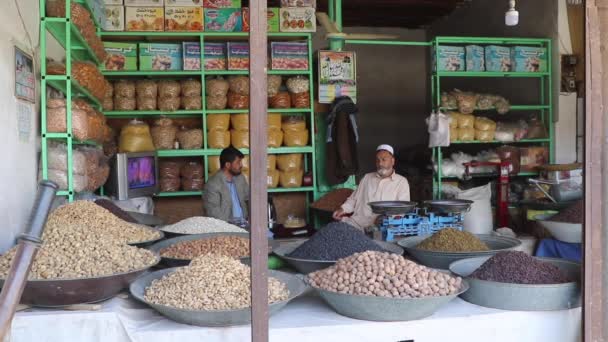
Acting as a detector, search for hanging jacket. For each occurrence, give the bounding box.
[325,96,359,185]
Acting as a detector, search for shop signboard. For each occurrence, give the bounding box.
[318,50,356,104]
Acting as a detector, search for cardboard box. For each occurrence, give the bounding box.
[103,42,137,70]
[204,8,242,31]
[432,46,465,71]
[203,0,241,8]
[126,6,164,31]
[280,0,315,7]
[165,6,203,31]
[242,8,279,32]
[183,42,201,70]
[165,0,203,5]
[466,45,484,71]
[271,41,308,70]
[279,7,316,32]
[485,45,512,72]
[511,46,547,72]
[124,0,164,6]
[227,42,249,70]
[520,147,549,172]
[204,42,226,70]
[139,43,183,70]
[102,5,125,31]
[104,0,124,4]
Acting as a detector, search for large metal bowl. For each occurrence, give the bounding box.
[423,200,473,214]
[537,220,582,243]
[449,256,581,311]
[369,201,418,215]
[398,234,521,269]
[130,268,307,326]
[273,240,404,274]
[148,232,276,267]
[312,280,469,321]
[126,211,165,227]
[127,225,165,248]
[0,254,160,307]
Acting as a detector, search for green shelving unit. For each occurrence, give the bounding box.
[99,30,317,200]
[431,36,554,198]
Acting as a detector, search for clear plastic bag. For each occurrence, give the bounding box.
[114,96,136,111]
[426,112,450,147]
[72,61,106,101]
[456,127,475,141]
[181,96,202,110]
[47,142,87,174]
[286,76,309,94]
[208,156,221,174]
[496,120,529,141]
[159,161,181,179]
[119,120,155,153]
[181,161,204,179]
[44,169,87,192]
[230,114,249,131]
[104,80,113,98]
[495,97,511,114]
[279,169,303,188]
[291,91,310,109]
[136,80,158,98]
[277,153,303,172]
[47,61,66,75]
[268,129,284,148]
[526,117,548,139]
[474,117,497,131]
[447,112,460,128]
[228,76,250,95]
[160,178,181,192]
[267,114,281,130]
[231,129,249,149]
[457,113,475,129]
[208,130,231,149]
[137,96,157,111]
[182,177,204,191]
[205,77,230,97]
[46,107,90,140]
[268,75,282,97]
[454,91,480,114]
[114,80,136,98]
[450,126,458,142]
[176,129,203,149]
[158,97,181,111]
[102,97,114,111]
[181,79,202,97]
[206,95,228,110]
[158,80,181,98]
[441,92,458,109]
[207,114,230,131]
[475,130,495,142]
[151,117,177,150]
[281,116,306,131]
[283,129,309,146]
[270,92,291,109]
[227,92,249,109]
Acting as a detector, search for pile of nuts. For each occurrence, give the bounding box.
[161,216,246,234]
[160,236,250,260]
[45,201,161,244]
[144,255,289,310]
[308,251,463,298]
[0,222,158,280]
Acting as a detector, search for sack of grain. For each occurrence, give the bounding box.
[268,129,284,148]
[230,114,249,131]
[208,130,231,149]
[207,114,230,131]
[277,153,303,172]
[279,169,303,188]
[119,120,155,153]
[231,129,249,149]
[284,129,309,147]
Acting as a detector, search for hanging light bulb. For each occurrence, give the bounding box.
[505,0,519,26]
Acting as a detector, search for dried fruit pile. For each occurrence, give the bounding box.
[416,228,489,252]
[470,251,571,284]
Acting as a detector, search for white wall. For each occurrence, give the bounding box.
[0,0,41,252]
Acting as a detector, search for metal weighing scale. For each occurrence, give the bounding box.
[370,200,473,242]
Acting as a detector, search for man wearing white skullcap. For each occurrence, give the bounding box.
[332,144,410,230]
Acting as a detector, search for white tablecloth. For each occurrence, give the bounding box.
[11,295,581,342]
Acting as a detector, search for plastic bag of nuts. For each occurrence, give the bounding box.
[228,92,249,109]
[291,92,310,109]
[231,129,249,149]
[208,130,230,149]
[137,97,157,111]
[282,116,306,131]
[205,77,229,97]
[104,80,114,98]
[181,79,202,97]
[268,75,282,97]
[181,161,204,179]
[177,128,203,149]
[102,98,114,111]
[160,178,181,192]
[151,117,177,150]
[159,161,181,179]
[158,97,181,111]
[114,96,136,111]
[207,114,230,131]
[136,80,158,98]
[182,177,204,191]
[286,76,309,94]
[206,95,227,110]
[71,61,106,101]
[181,96,202,110]
[269,92,291,109]
[228,76,250,95]
[114,80,136,98]
[47,61,66,75]
[158,80,181,98]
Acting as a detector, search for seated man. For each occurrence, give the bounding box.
[203,147,249,223]
[332,144,410,230]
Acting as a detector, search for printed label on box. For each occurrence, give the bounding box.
[227,42,249,70]
[166,0,203,6]
[203,0,241,8]
[126,7,164,31]
[204,42,227,70]
[280,0,315,7]
[485,45,512,72]
[183,42,201,70]
[139,43,183,70]
[165,6,203,31]
[511,46,547,72]
[103,42,137,70]
[466,45,485,72]
[102,5,125,31]
[124,0,164,6]
[279,7,316,32]
[433,46,465,72]
[242,7,279,32]
[271,41,309,70]
[204,8,242,32]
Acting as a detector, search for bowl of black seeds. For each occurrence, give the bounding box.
[449,251,581,311]
[273,222,404,274]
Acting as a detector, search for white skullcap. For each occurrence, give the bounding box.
[376,144,394,155]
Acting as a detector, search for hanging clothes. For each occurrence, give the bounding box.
[325,96,359,185]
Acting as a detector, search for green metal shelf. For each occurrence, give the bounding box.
[45,76,102,109]
[156,191,202,197]
[206,146,314,155]
[440,105,550,112]
[43,18,101,65]
[205,70,249,75]
[205,109,249,114]
[104,110,202,117]
[268,187,315,193]
[157,149,207,157]
[98,31,310,38]
[440,172,539,179]
[102,70,201,76]
[268,70,311,75]
[268,108,313,113]
[435,71,549,78]
[434,36,550,45]
[56,190,71,196]
[449,138,551,145]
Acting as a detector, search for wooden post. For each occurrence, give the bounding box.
[584,1,606,341]
[249,0,269,341]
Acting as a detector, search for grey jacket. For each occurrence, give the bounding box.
[203,171,249,221]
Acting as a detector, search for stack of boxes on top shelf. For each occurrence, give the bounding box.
[86,0,316,33]
[433,44,548,73]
